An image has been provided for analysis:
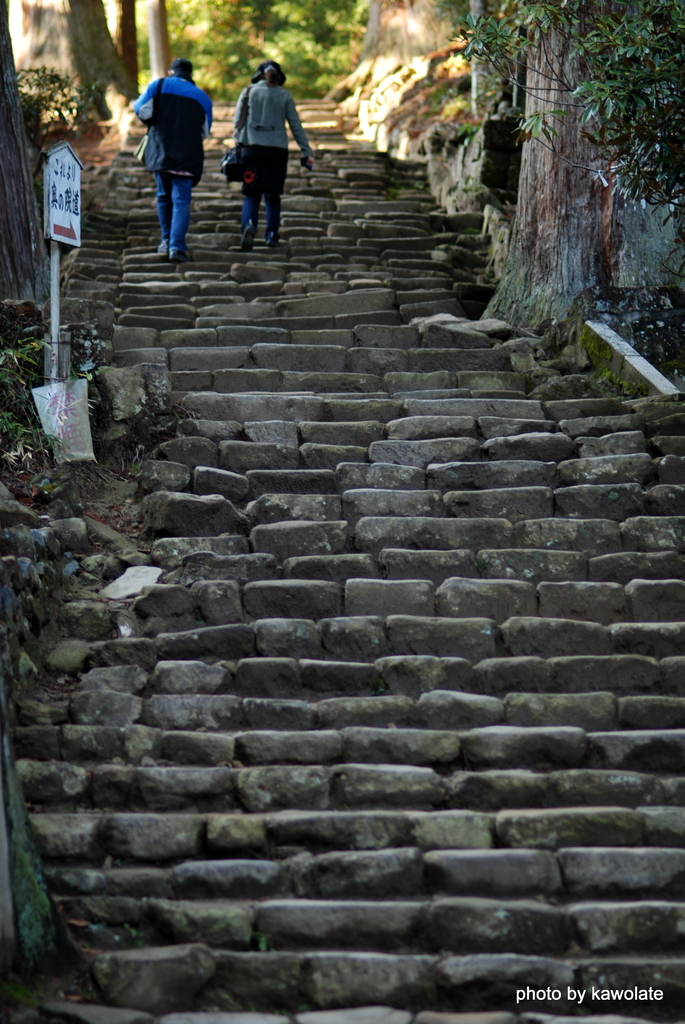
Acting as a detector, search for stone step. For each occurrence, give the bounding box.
[176,370,386,394]
[45,847,685,909]
[115,348,168,367]
[40,891,685,957]
[109,606,683,663]
[48,133,685,1019]
[81,948,685,1015]
[72,614,685,668]
[30,803,681,864]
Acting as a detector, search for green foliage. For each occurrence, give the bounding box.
[463,1,685,229]
[0,304,53,469]
[150,0,369,100]
[518,108,565,143]
[252,928,270,950]
[576,2,685,217]
[0,982,37,1007]
[17,67,104,155]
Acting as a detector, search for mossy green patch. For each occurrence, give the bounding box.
[0,981,37,1006]
[599,368,649,398]
[579,323,613,369]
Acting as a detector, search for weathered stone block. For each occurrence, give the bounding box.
[142,492,247,538]
[428,897,570,954]
[244,581,342,620]
[625,579,685,621]
[345,579,435,618]
[251,521,348,560]
[424,849,561,898]
[92,944,215,1013]
[461,726,587,771]
[500,616,611,658]
[255,618,322,659]
[436,578,536,622]
[446,488,554,523]
[386,615,497,661]
[504,692,616,731]
[496,807,644,849]
[419,690,504,730]
[537,581,627,624]
[555,483,644,521]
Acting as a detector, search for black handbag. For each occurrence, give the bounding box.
[221,88,251,181]
[220,147,245,182]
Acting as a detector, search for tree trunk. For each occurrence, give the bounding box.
[328,0,451,104]
[0,0,47,302]
[488,20,677,326]
[114,0,136,89]
[12,0,136,119]
[147,0,170,81]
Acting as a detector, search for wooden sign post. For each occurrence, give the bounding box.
[43,141,83,383]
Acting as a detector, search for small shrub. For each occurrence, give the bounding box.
[0,302,54,469]
[17,66,104,173]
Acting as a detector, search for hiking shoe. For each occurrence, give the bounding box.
[265,232,279,248]
[157,240,169,254]
[241,220,256,251]
[169,249,189,263]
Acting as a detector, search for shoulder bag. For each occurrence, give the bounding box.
[221,88,251,182]
[135,78,165,164]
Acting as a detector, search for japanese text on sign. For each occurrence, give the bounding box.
[44,141,83,247]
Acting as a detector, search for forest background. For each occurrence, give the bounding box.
[107,0,472,100]
[112,0,371,98]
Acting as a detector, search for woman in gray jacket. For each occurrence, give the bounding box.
[234,60,314,250]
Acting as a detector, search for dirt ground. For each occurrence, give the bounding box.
[2,463,141,543]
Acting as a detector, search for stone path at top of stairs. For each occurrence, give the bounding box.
[24,101,685,1021]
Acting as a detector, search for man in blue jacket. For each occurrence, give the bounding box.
[134,58,213,263]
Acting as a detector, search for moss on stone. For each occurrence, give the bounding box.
[598,368,649,398]
[579,324,613,369]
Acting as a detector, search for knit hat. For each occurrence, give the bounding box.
[169,58,193,78]
[252,60,286,85]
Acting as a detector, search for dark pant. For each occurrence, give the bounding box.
[241,191,281,239]
[154,171,193,252]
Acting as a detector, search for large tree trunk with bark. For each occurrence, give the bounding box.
[328,0,451,104]
[12,0,136,119]
[489,20,677,326]
[147,0,169,81]
[114,0,137,89]
[0,0,47,301]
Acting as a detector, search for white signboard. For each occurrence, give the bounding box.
[43,141,83,247]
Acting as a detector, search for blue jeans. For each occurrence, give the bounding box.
[154,172,193,252]
[241,192,281,239]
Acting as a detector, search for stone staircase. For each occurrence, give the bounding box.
[20,101,685,1021]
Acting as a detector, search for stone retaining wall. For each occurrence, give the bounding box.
[0,519,67,703]
[0,513,71,971]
